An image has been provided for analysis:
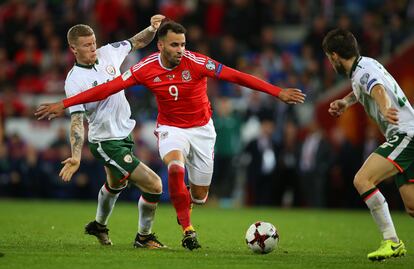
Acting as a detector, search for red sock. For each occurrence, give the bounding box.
[168,162,191,230]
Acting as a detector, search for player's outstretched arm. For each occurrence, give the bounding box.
[371,84,399,124]
[59,112,84,182]
[277,88,307,104]
[328,91,357,117]
[217,65,305,104]
[128,14,165,50]
[35,101,65,120]
[35,72,137,120]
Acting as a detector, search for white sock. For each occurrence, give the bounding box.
[364,190,399,242]
[95,184,121,226]
[138,196,157,235]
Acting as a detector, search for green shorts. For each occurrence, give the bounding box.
[375,133,414,188]
[89,135,140,181]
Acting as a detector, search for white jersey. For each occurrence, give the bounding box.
[350,56,414,139]
[65,40,135,143]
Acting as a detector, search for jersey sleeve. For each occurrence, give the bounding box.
[99,40,132,69]
[63,69,138,109]
[187,51,282,97]
[356,69,384,95]
[188,51,224,79]
[64,78,85,114]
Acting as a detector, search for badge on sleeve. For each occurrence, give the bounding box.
[360,73,370,85]
[205,60,216,71]
[110,41,127,48]
[123,154,133,163]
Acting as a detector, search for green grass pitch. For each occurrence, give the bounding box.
[0,199,412,269]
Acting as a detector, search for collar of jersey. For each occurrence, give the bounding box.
[158,53,174,71]
[75,59,99,70]
[349,56,362,78]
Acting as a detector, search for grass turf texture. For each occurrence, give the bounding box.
[0,199,412,269]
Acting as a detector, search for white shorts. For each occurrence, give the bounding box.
[155,119,216,186]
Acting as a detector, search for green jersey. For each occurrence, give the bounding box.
[350,56,414,139]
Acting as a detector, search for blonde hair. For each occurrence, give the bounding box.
[67,24,94,45]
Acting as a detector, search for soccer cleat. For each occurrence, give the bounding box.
[133,233,166,249]
[84,220,113,245]
[367,239,407,261]
[182,230,201,250]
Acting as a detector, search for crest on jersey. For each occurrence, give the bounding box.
[160,132,168,140]
[123,154,133,163]
[360,73,370,85]
[205,60,216,71]
[106,65,116,76]
[182,70,192,81]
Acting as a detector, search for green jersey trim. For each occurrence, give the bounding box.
[70,111,85,115]
[349,56,362,78]
[75,59,99,70]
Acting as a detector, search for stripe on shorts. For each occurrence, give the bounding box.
[388,135,411,161]
[97,142,129,176]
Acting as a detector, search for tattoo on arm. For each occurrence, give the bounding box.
[344,92,357,106]
[128,27,156,50]
[70,112,85,161]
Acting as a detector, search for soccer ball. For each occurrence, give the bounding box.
[245,221,279,254]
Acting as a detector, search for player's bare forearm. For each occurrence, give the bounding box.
[70,112,84,161]
[329,93,355,117]
[342,92,357,107]
[128,27,156,50]
[371,84,398,124]
[127,14,164,50]
[371,85,391,115]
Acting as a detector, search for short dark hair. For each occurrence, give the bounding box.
[157,20,186,39]
[322,28,360,59]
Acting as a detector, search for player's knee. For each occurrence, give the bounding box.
[190,190,209,205]
[148,174,162,194]
[353,172,369,192]
[353,173,363,190]
[106,181,127,194]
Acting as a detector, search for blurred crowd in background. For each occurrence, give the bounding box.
[1,0,414,209]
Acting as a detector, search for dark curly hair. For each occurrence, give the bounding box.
[157,20,187,39]
[322,28,360,59]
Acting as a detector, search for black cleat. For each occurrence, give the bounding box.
[133,233,166,249]
[84,220,112,245]
[182,230,201,250]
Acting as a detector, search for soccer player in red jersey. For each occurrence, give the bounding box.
[36,20,305,250]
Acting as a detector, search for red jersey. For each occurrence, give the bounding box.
[63,50,282,128]
[131,51,217,127]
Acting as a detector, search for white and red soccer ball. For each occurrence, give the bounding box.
[245,221,279,254]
